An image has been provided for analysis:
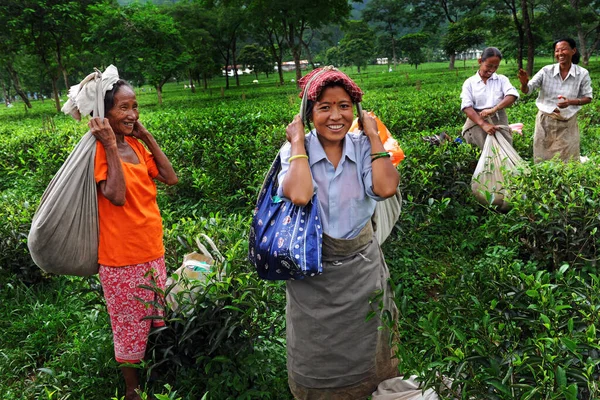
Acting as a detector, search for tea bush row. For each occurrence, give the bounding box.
[2,61,600,398]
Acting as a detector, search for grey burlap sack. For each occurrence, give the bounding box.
[27,132,99,276]
[27,68,114,276]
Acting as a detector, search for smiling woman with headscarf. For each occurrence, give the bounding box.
[277,67,400,399]
[518,38,593,162]
[63,66,178,400]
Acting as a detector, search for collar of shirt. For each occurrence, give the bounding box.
[306,130,358,167]
[475,71,499,83]
[552,63,577,79]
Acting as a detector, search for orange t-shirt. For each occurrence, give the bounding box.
[94,136,164,266]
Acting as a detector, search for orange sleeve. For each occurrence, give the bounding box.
[94,141,108,183]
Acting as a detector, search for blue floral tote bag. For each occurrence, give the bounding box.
[248,151,323,280]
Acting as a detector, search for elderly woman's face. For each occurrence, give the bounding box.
[106,86,139,136]
[554,41,576,65]
[311,86,354,145]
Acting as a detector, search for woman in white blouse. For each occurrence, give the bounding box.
[460,47,519,149]
[518,38,593,162]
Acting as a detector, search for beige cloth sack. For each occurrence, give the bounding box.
[471,128,527,211]
[166,235,224,313]
[373,188,402,244]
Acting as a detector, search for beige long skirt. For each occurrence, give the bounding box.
[286,222,398,400]
[533,110,580,163]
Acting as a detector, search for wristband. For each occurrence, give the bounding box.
[288,154,308,162]
[371,153,391,161]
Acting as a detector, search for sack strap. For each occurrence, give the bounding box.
[93,68,105,119]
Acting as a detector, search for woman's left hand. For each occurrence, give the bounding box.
[360,110,379,139]
[131,121,150,140]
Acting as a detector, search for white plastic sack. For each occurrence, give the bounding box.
[471,128,527,212]
[372,376,439,400]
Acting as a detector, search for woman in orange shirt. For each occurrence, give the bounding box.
[89,80,177,400]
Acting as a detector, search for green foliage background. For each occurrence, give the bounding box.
[1,60,600,399]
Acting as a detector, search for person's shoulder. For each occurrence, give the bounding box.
[574,64,590,75]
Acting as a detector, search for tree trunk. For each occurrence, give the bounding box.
[51,75,60,112]
[301,39,316,69]
[232,38,240,87]
[155,84,163,106]
[292,45,303,84]
[391,34,397,66]
[189,70,196,93]
[224,51,230,89]
[448,53,456,70]
[1,79,8,106]
[6,64,32,108]
[521,0,535,76]
[505,0,525,69]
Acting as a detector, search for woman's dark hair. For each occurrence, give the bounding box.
[553,38,580,64]
[104,79,133,112]
[481,47,503,62]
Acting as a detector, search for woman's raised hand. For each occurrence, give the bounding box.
[89,117,116,148]
[360,110,379,139]
[132,121,150,140]
[286,114,305,143]
[517,69,529,85]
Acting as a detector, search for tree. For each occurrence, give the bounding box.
[252,0,351,84]
[325,46,343,67]
[403,0,482,69]
[238,44,270,78]
[204,0,247,89]
[398,32,429,69]
[362,0,405,66]
[441,17,486,69]
[167,2,220,92]
[339,20,376,73]
[88,2,187,105]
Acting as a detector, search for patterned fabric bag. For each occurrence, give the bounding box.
[248,152,323,280]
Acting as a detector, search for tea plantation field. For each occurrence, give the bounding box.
[1,60,600,399]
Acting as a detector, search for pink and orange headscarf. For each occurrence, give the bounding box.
[298,66,363,103]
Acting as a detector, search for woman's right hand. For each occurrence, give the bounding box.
[481,121,497,135]
[517,69,529,86]
[286,114,305,143]
[88,117,116,148]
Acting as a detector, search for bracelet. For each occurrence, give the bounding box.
[288,154,308,162]
[371,153,391,161]
[370,152,389,157]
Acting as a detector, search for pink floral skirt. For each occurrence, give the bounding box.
[99,256,167,363]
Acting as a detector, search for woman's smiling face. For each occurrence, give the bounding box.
[106,85,139,136]
[554,41,576,66]
[311,85,354,145]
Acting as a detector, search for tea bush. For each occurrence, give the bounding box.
[2,61,600,398]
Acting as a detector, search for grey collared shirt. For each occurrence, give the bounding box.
[527,63,593,119]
